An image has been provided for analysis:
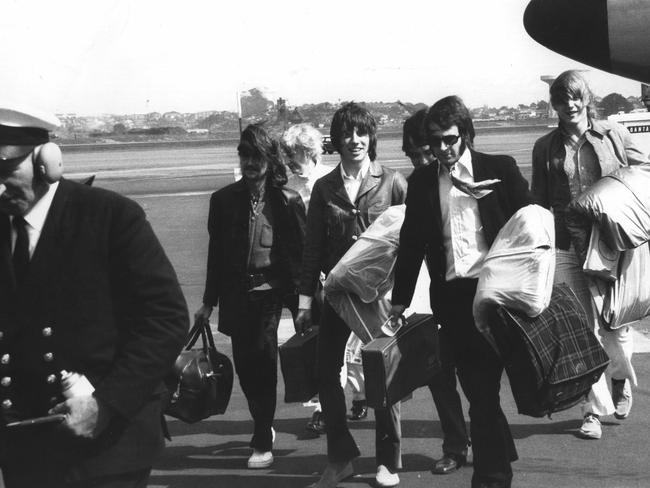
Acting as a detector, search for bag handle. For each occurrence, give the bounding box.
[184,320,219,353]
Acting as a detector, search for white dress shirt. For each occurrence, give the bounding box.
[438,151,489,281]
[11,181,59,259]
[340,158,370,203]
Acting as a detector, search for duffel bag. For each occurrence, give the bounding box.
[165,320,233,423]
[492,284,609,418]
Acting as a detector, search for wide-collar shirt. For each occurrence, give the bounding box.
[285,163,333,212]
[340,158,370,203]
[438,150,489,281]
[10,181,59,258]
[561,125,602,201]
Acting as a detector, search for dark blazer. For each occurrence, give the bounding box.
[393,150,531,318]
[299,160,407,296]
[0,179,188,480]
[202,179,306,336]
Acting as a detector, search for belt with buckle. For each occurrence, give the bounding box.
[244,272,272,290]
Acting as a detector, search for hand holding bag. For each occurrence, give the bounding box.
[165,320,233,423]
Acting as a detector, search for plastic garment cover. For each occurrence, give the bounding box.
[589,242,650,330]
[324,205,405,343]
[567,165,650,251]
[473,205,556,337]
[325,205,405,302]
[583,223,620,282]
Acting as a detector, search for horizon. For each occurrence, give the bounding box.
[0,0,643,116]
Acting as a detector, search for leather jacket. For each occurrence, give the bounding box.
[299,160,407,297]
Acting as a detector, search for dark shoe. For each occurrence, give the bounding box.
[432,453,466,474]
[307,460,354,488]
[349,400,368,421]
[612,378,632,420]
[306,410,326,434]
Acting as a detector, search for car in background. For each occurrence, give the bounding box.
[322,135,336,155]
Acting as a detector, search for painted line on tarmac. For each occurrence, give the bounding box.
[131,190,214,199]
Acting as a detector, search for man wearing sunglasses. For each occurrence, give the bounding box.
[401,109,471,475]
[390,96,531,488]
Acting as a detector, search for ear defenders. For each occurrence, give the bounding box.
[33,142,63,183]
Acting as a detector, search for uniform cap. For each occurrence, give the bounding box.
[0,106,60,161]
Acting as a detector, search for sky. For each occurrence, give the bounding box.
[0,0,643,115]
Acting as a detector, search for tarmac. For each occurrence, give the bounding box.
[148,316,650,488]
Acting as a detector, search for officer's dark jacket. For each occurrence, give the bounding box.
[0,179,188,480]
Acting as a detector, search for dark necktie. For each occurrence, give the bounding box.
[12,216,29,286]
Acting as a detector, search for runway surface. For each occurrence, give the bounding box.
[6,130,649,488]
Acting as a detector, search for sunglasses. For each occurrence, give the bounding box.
[428,134,461,147]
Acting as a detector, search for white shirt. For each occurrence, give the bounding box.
[285,163,333,212]
[11,181,59,259]
[340,158,370,203]
[438,151,489,281]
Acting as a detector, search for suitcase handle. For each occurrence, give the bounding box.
[380,316,403,337]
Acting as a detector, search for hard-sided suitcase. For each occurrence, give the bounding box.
[492,284,610,417]
[361,314,440,409]
[279,326,319,403]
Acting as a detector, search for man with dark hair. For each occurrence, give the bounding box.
[401,109,471,475]
[195,123,306,470]
[390,96,531,488]
[0,106,188,488]
[296,102,407,488]
[402,109,436,170]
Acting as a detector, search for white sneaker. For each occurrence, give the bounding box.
[375,464,400,488]
[247,427,275,469]
[578,413,602,440]
[248,449,273,469]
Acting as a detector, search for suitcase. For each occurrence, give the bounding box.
[361,314,440,410]
[279,326,319,403]
[492,284,610,418]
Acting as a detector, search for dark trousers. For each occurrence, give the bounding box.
[318,299,402,470]
[230,289,284,451]
[428,325,470,458]
[2,467,151,488]
[437,279,517,488]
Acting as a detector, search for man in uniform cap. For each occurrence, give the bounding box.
[0,106,188,488]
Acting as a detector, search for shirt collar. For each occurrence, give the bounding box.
[438,149,473,177]
[23,181,59,232]
[340,158,370,181]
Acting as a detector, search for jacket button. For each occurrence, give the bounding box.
[43,352,54,362]
[2,399,12,409]
[0,377,11,387]
[42,327,53,337]
[351,235,358,241]
[1,354,9,365]
[46,374,57,384]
